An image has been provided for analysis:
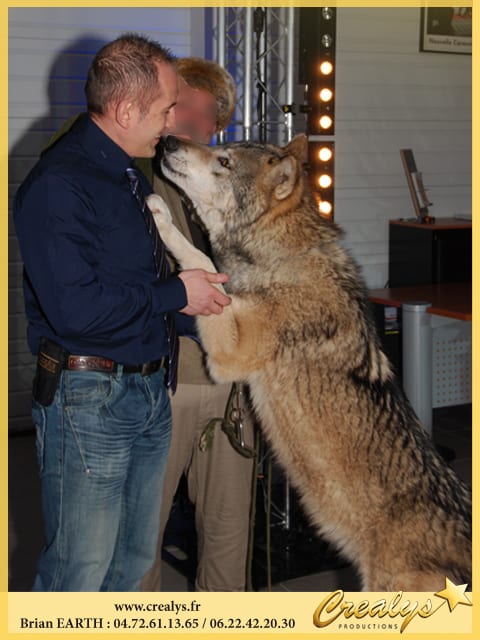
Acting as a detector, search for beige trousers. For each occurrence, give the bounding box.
[141,383,255,591]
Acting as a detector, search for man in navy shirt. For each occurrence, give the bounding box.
[14,33,230,592]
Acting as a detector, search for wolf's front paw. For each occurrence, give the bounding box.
[147,194,172,233]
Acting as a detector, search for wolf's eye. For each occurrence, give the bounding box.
[218,157,231,169]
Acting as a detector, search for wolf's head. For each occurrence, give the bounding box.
[159,134,308,240]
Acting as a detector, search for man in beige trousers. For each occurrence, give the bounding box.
[141,58,256,592]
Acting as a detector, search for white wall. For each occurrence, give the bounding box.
[334,8,471,288]
[8,7,205,432]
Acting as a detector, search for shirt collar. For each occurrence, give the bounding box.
[73,113,134,181]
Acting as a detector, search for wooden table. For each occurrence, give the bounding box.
[369,282,471,433]
[369,282,471,321]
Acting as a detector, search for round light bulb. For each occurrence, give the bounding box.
[319,200,333,215]
[319,88,333,102]
[318,147,332,162]
[319,115,333,129]
[321,34,333,48]
[318,174,332,188]
[319,61,333,75]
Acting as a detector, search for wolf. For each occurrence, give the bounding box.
[148,134,471,592]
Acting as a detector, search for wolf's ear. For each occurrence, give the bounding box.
[272,155,297,200]
[283,134,308,162]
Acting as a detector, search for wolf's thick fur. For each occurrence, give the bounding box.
[149,135,471,591]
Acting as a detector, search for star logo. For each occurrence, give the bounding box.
[434,577,472,612]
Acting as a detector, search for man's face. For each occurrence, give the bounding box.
[128,61,178,158]
[164,78,218,145]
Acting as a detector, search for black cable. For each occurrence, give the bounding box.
[254,8,267,143]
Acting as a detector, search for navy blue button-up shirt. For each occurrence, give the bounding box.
[14,113,193,364]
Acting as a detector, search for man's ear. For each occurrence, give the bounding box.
[115,100,135,129]
[272,155,298,200]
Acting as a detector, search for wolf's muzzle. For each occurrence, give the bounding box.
[158,135,180,154]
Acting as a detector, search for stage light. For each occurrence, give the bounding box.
[319,200,333,216]
[318,146,332,162]
[300,8,336,217]
[319,88,333,102]
[321,34,334,49]
[307,140,335,220]
[319,60,333,75]
[302,9,336,136]
[318,174,332,188]
[322,7,334,20]
[319,115,333,129]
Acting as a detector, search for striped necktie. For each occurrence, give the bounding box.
[126,166,178,393]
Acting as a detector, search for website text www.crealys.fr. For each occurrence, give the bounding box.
[113,600,201,615]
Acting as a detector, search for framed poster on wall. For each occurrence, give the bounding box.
[420,7,472,54]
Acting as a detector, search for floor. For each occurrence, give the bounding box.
[8,404,471,592]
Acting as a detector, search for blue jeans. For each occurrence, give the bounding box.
[31,366,171,591]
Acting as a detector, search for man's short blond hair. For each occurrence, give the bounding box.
[176,57,235,131]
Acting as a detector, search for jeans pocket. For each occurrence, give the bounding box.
[32,400,47,474]
[63,371,113,409]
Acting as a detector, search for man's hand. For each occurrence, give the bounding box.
[178,269,231,316]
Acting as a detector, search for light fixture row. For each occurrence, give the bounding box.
[307,141,334,219]
[300,7,336,218]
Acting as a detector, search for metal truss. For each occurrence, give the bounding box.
[214,7,296,146]
[213,8,300,531]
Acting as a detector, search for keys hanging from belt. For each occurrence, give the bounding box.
[199,383,256,459]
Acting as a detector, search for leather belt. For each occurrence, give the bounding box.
[65,355,167,376]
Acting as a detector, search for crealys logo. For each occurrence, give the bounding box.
[312,577,472,633]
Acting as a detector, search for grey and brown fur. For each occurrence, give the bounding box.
[148,135,471,592]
